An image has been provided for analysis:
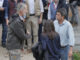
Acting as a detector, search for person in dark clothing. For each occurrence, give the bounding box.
[69,0,79,25]
[8,0,23,18]
[6,3,31,60]
[42,0,48,20]
[40,20,61,60]
[0,0,8,47]
[57,0,66,9]
[77,0,80,6]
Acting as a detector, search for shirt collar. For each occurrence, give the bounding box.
[19,16,24,21]
[58,19,66,26]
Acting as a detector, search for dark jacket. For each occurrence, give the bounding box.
[69,0,78,4]
[42,0,47,7]
[7,14,31,50]
[0,0,8,23]
[57,0,66,9]
[77,0,80,6]
[69,0,78,7]
[50,2,57,20]
[40,33,61,60]
[69,0,80,6]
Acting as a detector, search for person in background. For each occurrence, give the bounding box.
[0,0,8,47]
[42,0,48,20]
[8,0,23,19]
[6,3,31,60]
[48,0,59,21]
[69,0,79,25]
[40,20,61,60]
[25,0,44,53]
[54,8,75,60]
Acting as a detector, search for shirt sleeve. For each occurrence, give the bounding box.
[40,0,44,12]
[48,5,51,20]
[68,23,75,46]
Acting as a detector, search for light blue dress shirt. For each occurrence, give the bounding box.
[54,20,75,46]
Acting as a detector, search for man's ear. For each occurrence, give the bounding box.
[62,16,65,19]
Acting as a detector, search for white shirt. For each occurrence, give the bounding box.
[28,0,44,14]
[0,0,4,7]
[48,2,58,20]
[54,20,75,46]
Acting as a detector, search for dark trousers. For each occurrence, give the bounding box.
[38,23,42,41]
[43,9,48,20]
[65,4,69,20]
[0,18,7,45]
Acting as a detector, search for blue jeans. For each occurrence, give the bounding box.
[2,20,7,45]
[59,45,70,60]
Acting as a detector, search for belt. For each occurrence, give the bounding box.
[30,14,35,16]
[61,45,68,48]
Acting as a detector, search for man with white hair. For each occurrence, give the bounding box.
[6,3,31,60]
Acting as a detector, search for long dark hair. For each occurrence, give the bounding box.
[43,20,57,40]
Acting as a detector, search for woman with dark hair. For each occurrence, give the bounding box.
[40,20,61,60]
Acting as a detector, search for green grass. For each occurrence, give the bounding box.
[73,52,80,60]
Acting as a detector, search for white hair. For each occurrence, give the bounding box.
[16,3,27,13]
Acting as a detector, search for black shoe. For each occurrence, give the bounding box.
[2,44,6,48]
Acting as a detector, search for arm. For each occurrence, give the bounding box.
[40,35,47,51]
[68,23,75,57]
[39,0,44,24]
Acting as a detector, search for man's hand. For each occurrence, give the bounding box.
[68,47,73,57]
[0,7,4,11]
[38,18,42,24]
[38,13,43,24]
[27,30,30,35]
[6,19,9,26]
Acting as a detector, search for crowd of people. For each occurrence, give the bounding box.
[0,0,80,60]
